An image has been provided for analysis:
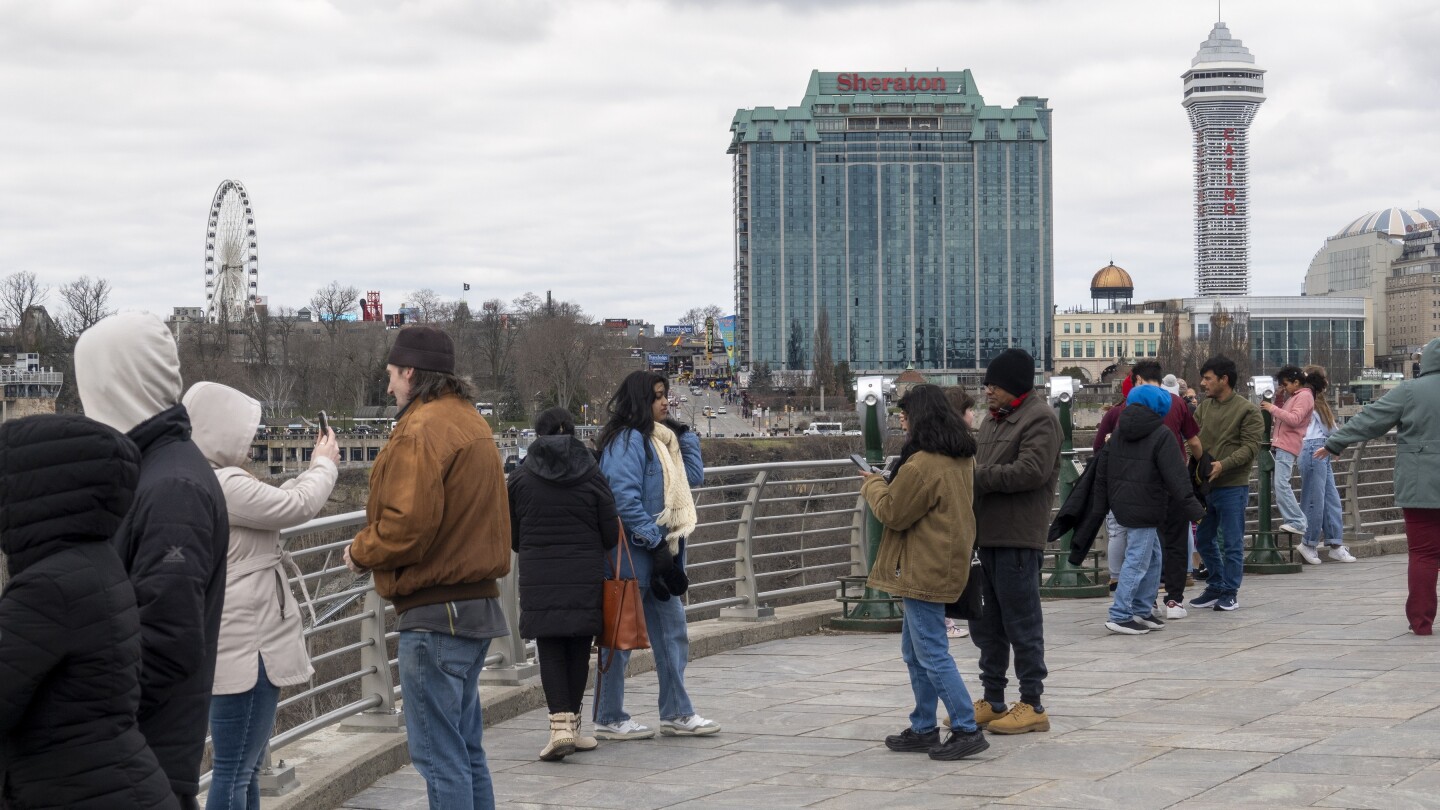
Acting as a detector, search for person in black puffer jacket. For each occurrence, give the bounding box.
[75,312,230,808]
[0,414,178,810]
[509,407,620,762]
[1086,386,1205,636]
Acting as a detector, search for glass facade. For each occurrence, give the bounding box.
[729,70,1053,372]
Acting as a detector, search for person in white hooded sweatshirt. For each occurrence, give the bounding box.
[183,382,339,810]
[74,312,230,810]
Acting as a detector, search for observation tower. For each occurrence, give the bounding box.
[1182,22,1265,297]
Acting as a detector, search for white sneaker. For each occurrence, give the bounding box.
[660,714,721,736]
[1278,523,1305,536]
[1296,544,1322,565]
[1165,600,1188,620]
[1327,545,1358,563]
[593,719,656,740]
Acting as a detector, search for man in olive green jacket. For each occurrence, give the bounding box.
[969,349,1061,736]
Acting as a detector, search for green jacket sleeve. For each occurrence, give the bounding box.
[1326,387,1407,454]
[1218,405,1263,473]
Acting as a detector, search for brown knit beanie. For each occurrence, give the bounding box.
[387,326,454,374]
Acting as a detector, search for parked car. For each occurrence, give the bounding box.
[718,407,727,414]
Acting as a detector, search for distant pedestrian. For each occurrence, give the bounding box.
[1293,366,1354,563]
[1317,338,1440,634]
[184,383,339,810]
[75,312,230,810]
[0,415,177,810]
[866,385,988,761]
[508,407,620,761]
[1261,366,1312,543]
[970,348,1061,734]
[345,326,512,810]
[1189,356,1263,613]
[1088,387,1205,635]
[593,371,719,740]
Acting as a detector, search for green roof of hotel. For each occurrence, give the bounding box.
[728,70,1049,150]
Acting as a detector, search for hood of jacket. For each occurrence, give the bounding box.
[0,414,140,576]
[524,434,600,485]
[1117,401,1166,441]
[1421,337,1440,377]
[74,312,184,434]
[182,382,263,469]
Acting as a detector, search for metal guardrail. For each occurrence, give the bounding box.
[203,458,868,795]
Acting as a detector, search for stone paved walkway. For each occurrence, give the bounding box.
[345,554,1440,809]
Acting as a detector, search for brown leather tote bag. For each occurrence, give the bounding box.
[597,522,649,674]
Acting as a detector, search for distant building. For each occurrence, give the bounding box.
[1302,207,1437,372]
[1183,21,1266,296]
[1,353,62,422]
[1053,264,1188,382]
[1184,296,1372,377]
[729,69,1054,375]
[1386,224,1440,371]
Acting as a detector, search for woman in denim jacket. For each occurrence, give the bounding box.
[592,371,720,741]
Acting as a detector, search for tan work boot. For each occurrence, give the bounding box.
[986,702,1049,735]
[571,711,598,752]
[971,701,1010,728]
[539,712,576,761]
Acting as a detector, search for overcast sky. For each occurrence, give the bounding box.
[2,0,1436,329]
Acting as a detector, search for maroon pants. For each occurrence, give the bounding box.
[1404,508,1440,635]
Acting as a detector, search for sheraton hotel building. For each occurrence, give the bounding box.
[728,70,1053,377]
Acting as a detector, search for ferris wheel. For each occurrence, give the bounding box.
[204,180,259,322]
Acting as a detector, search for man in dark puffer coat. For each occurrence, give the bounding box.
[75,312,230,808]
[0,414,178,810]
[509,407,620,761]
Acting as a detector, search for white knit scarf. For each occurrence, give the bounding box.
[649,422,697,551]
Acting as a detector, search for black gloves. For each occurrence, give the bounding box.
[649,542,690,601]
[662,418,690,436]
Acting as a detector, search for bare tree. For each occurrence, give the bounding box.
[0,271,48,330]
[812,309,836,398]
[56,276,113,336]
[310,281,360,341]
[406,288,449,323]
[677,304,724,330]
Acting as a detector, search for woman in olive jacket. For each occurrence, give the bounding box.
[183,383,339,810]
[861,384,988,762]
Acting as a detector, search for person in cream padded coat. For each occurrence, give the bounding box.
[182,382,339,810]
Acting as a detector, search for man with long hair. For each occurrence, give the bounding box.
[345,326,511,810]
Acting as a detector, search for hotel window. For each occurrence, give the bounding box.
[1086,341,1096,358]
[1148,340,1158,356]
[1085,323,1092,334]
[1063,323,1071,334]
[1060,341,1070,358]
[1149,322,1157,333]
[1197,323,1210,340]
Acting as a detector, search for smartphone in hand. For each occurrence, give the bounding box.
[318,411,330,435]
[850,453,883,474]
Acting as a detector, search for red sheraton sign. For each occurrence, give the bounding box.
[836,73,948,92]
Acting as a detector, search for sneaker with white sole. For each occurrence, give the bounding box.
[1165,600,1188,620]
[1278,523,1304,536]
[1189,590,1221,609]
[1327,545,1357,563]
[1105,619,1151,635]
[593,719,655,740]
[1134,614,1166,630]
[660,714,721,736]
[1296,544,1322,565]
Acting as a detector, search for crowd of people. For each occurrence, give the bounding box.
[0,316,1436,805]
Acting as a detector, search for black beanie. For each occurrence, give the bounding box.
[984,348,1036,396]
[387,326,455,374]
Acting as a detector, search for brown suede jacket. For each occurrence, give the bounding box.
[350,394,511,612]
[863,451,977,603]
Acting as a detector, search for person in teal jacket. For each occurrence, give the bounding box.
[592,371,719,741]
[1318,337,1440,634]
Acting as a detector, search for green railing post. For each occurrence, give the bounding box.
[1041,397,1109,597]
[1245,400,1301,573]
[831,394,903,631]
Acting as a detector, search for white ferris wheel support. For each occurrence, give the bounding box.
[204,179,259,323]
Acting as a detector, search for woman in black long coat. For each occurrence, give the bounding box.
[508,407,620,761]
[0,414,178,810]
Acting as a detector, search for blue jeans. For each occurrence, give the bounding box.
[1109,527,1162,623]
[1272,449,1307,534]
[1105,511,1129,581]
[595,583,695,724]
[1299,438,1343,547]
[206,657,281,810]
[1195,485,1248,597]
[900,598,977,733]
[399,631,494,810]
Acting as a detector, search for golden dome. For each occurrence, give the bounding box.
[1091,263,1134,290]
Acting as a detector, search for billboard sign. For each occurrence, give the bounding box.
[663,324,695,336]
[646,353,670,367]
[603,318,630,329]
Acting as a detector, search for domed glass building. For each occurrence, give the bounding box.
[1303,207,1437,369]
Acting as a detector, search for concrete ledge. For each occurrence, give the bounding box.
[259,600,841,810]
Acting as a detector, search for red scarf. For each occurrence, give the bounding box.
[989,391,1031,421]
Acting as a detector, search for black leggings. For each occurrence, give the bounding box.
[536,636,593,714]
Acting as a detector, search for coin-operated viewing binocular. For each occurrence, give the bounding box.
[853,375,895,415]
[1248,375,1276,404]
[1047,376,1075,406]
